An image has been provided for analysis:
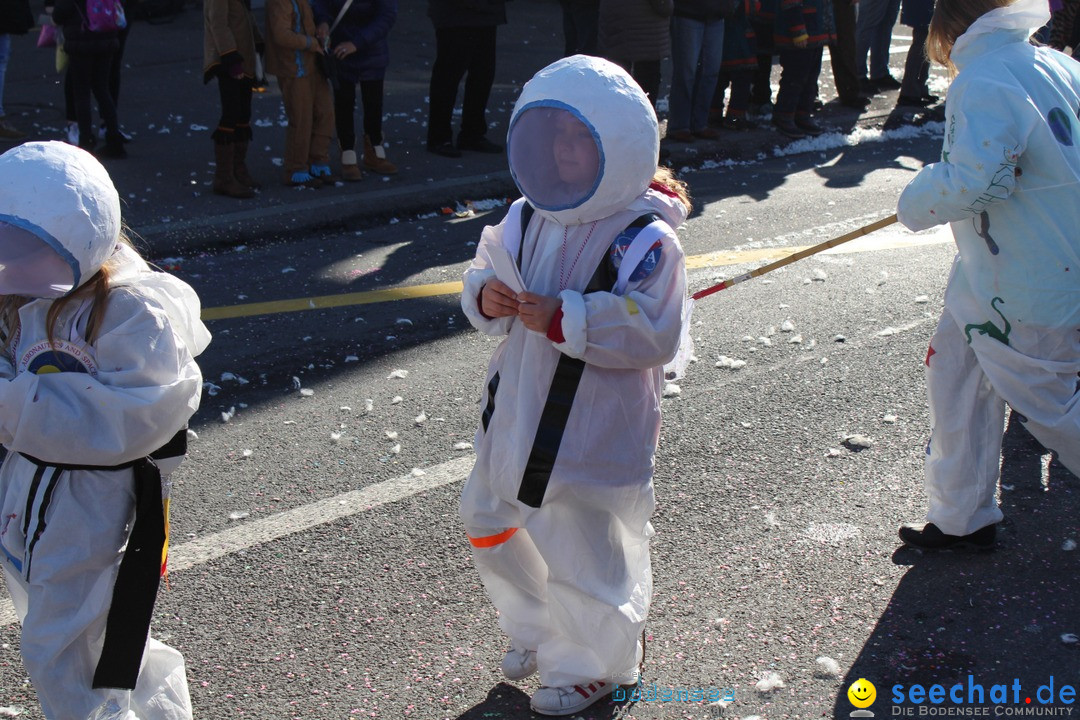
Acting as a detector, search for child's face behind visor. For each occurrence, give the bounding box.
[0,222,76,298]
[553,111,600,192]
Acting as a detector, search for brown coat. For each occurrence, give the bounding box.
[203,0,261,79]
[598,0,673,63]
[265,0,320,79]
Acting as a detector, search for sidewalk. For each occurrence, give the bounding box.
[2,0,937,255]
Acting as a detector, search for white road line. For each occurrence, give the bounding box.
[0,456,476,628]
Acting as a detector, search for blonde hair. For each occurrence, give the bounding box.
[651,166,693,213]
[0,233,131,356]
[927,0,1015,73]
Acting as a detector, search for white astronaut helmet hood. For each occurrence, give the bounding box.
[0,141,121,298]
[507,54,660,226]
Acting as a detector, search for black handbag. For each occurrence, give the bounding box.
[315,49,339,90]
[316,0,353,89]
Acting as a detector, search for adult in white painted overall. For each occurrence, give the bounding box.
[459,55,691,715]
[0,141,210,719]
[896,0,1080,550]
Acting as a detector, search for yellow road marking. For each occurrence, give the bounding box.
[202,230,949,321]
[201,281,464,320]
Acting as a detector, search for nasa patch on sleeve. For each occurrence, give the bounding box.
[19,339,98,377]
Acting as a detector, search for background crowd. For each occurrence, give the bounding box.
[0,0,1077,195]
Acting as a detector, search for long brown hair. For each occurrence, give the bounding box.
[651,166,693,214]
[0,234,128,356]
[927,0,1015,73]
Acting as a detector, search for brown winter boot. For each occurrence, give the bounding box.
[363,135,397,175]
[340,149,363,182]
[233,140,262,190]
[213,142,255,199]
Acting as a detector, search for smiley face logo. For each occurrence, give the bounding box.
[848,679,876,708]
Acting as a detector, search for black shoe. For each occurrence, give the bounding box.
[457,135,503,154]
[898,522,997,551]
[794,116,825,136]
[897,94,937,108]
[772,117,806,139]
[100,124,133,143]
[871,74,902,90]
[838,95,871,109]
[427,141,462,158]
[859,78,880,95]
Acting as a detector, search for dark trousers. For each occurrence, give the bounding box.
[213,71,253,143]
[68,50,118,148]
[899,24,929,97]
[726,68,753,115]
[559,0,599,56]
[751,54,773,105]
[712,68,753,116]
[427,25,497,146]
[110,24,129,111]
[64,25,126,124]
[750,19,774,105]
[612,58,662,109]
[334,78,385,151]
[829,0,861,101]
[775,45,823,116]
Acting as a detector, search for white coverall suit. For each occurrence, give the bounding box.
[897,0,1080,536]
[0,142,210,720]
[459,56,689,688]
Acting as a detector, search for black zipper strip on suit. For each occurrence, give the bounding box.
[517,354,588,508]
[23,467,63,581]
[20,464,46,539]
[481,372,500,432]
[512,211,660,508]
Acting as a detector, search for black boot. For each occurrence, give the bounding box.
[98,131,128,159]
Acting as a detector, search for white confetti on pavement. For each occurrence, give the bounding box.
[815,656,842,677]
[755,671,785,692]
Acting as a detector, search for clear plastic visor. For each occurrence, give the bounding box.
[509,107,602,210]
[0,222,75,298]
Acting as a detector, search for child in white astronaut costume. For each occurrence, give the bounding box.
[459,56,691,716]
[896,0,1080,550]
[0,142,210,719]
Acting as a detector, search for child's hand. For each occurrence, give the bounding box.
[481,279,519,318]
[517,292,562,333]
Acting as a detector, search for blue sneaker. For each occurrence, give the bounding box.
[288,170,322,188]
[309,164,336,181]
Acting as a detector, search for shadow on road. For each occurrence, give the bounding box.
[832,413,1080,718]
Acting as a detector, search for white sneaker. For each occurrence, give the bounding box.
[500,646,537,681]
[531,680,616,716]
